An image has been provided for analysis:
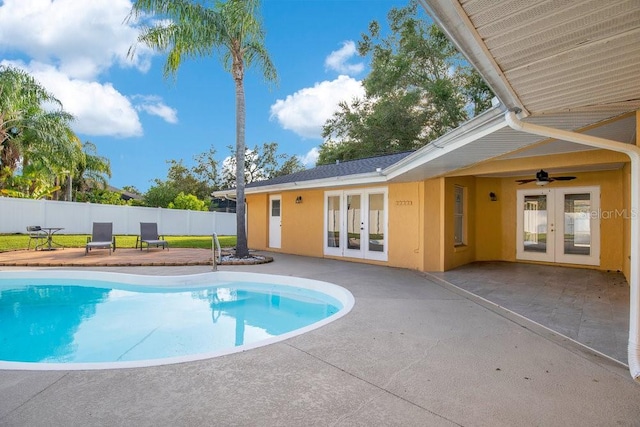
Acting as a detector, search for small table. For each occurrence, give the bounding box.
[40,227,64,251]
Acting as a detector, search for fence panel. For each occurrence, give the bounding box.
[0,198,236,236]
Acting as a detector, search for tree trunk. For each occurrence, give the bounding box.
[234,73,249,258]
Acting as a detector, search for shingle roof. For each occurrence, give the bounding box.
[247,151,415,189]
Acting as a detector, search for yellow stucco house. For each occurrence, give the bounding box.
[236,106,636,277]
[216,0,640,379]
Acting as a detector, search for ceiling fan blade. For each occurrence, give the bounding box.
[552,176,576,181]
[515,179,537,184]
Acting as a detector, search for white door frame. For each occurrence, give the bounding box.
[516,186,600,266]
[323,188,388,261]
[269,195,281,249]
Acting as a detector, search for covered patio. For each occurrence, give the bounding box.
[429,262,629,364]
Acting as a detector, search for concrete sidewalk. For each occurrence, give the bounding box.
[1,255,638,426]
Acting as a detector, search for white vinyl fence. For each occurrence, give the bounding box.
[0,198,236,236]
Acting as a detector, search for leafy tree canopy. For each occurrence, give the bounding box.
[318,0,493,165]
[76,189,129,205]
[168,192,208,211]
[221,141,304,189]
[0,66,95,200]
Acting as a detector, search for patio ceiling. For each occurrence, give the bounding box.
[419,0,640,118]
[386,107,632,183]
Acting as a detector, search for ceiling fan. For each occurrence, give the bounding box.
[516,169,576,186]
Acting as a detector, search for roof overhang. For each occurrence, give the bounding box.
[212,171,388,197]
[419,0,640,117]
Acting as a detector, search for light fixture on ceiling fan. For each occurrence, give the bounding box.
[515,169,576,186]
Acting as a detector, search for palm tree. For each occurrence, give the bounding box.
[129,0,277,257]
[63,141,112,201]
[0,65,78,197]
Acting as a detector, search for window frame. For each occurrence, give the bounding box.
[453,185,466,246]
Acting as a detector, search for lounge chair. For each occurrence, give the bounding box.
[85,222,116,255]
[137,222,168,251]
[26,226,47,250]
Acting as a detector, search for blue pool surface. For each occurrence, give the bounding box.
[0,271,354,370]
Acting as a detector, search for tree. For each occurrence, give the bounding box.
[129,0,277,258]
[221,142,304,188]
[0,66,80,198]
[168,192,208,210]
[59,141,112,201]
[142,146,221,208]
[191,145,222,195]
[144,180,180,208]
[166,159,210,200]
[75,188,129,205]
[318,0,493,165]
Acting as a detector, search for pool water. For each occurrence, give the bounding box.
[0,272,353,369]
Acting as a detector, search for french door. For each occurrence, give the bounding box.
[516,187,600,266]
[324,188,387,261]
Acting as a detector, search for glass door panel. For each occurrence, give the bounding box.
[555,188,599,265]
[563,193,591,256]
[327,195,340,248]
[523,194,549,254]
[368,193,384,252]
[517,190,554,262]
[346,195,361,250]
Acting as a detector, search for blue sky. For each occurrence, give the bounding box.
[0,0,415,193]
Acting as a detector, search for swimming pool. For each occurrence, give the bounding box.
[0,270,354,370]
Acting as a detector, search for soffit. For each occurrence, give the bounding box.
[501,114,636,159]
[388,109,632,183]
[420,0,640,117]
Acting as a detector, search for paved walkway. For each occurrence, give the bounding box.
[1,255,638,426]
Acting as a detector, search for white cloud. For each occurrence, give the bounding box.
[133,95,178,124]
[325,41,364,76]
[299,147,319,167]
[0,0,152,80]
[269,75,365,139]
[4,60,142,138]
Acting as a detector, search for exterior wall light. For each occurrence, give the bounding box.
[295,196,303,204]
[489,192,498,201]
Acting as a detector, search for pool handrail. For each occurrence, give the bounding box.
[212,233,222,271]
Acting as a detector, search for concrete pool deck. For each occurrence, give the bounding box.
[1,254,639,426]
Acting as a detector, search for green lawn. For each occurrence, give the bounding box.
[0,234,237,252]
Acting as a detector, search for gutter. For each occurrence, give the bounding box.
[505,110,640,382]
